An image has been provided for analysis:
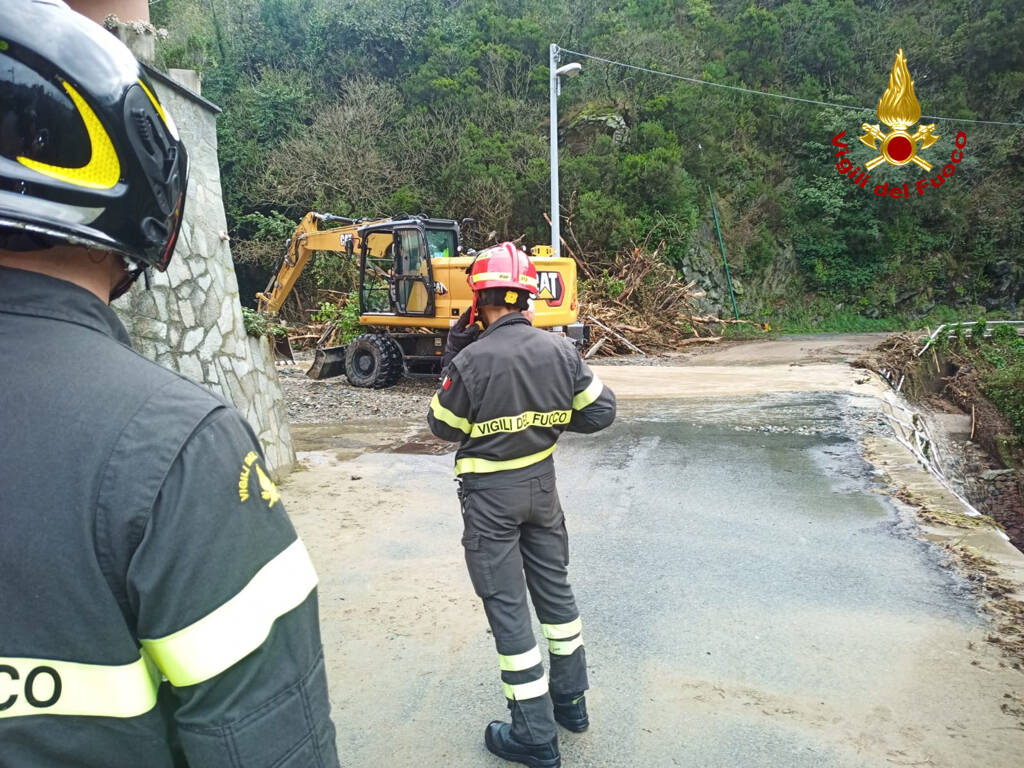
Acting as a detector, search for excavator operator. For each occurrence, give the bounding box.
[427,242,616,767]
[0,2,339,766]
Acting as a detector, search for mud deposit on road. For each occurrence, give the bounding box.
[282,386,1024,767]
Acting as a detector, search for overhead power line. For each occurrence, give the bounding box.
[558,48,1024,128]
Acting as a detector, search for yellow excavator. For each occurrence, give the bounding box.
[256,212,586,387]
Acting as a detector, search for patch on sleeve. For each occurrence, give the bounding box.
[238,451,280,508]
[442,375,452,391]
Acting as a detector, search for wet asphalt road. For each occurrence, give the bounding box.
[289,392,1024,768]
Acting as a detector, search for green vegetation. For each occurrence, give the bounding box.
[977,330,1024,442]
[312,294,364,344]
[240,306,288,338]
[152,0,1022,325]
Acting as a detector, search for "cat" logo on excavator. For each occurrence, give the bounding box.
[536,271,565,307]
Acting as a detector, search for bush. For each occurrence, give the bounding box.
[983,363,1024,441]
[241,306,287,339]
[313,294,363,344]
[991,323,1021,344]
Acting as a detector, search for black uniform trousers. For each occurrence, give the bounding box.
[459,463,588,744]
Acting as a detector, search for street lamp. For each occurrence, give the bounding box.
[549,44,581,259]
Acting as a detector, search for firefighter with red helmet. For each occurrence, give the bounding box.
[427,242,616,767]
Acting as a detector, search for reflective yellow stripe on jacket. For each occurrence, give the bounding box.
[141,537,318,687]
[455,444,557,476]
[432,396,573,439]
[0,655,160,719]
[572,375,605,410]
[430,394,471,435]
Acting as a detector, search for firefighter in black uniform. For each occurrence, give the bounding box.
[0,3,340,766]
[427,243,616,767]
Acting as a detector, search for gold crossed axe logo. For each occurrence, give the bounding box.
[859,50,939,171]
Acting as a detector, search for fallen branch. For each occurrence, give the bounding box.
[587,314,646,355]
[584,338,607,359]
[676,336,722,347]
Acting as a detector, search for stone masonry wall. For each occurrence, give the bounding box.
[112,73,295,478]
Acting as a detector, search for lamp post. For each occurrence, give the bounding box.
[549,44,581,259]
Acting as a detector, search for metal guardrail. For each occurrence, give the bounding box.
[874,320,1023,394]
[916,320,1024,358]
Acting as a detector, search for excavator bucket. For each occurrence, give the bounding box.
[272,335,295,364]
[304,323,346,380]
[306,345,347,380]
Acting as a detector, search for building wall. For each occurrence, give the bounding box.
[112,74,296,479]
[70,0,149,24]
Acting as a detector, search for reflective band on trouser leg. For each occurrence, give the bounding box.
[454,444,556,476]
[499,646,543,672]
[141,538,318,687]
[0,655,159,719]
[502,674,549,701]
[548,634,583,656]
[541,618,582,640]
[572,377,604,410]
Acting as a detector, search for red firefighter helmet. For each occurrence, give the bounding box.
[466,242,538,324]
[468,242,539,294]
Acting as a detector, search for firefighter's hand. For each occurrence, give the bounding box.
[450,308,481,342]
[443,308,481,368]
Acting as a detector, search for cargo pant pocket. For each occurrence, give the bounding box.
[462,533,497,598]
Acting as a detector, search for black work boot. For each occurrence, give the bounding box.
[484,721,561,768]
[552,693,589,732]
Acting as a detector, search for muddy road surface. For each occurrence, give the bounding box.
[281,340,1024,767]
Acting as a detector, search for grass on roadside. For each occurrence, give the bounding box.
[758,300,1016,337]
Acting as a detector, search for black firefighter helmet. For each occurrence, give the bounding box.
[0,0,188,287]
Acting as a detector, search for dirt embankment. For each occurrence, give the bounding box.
[855,335,1024,550]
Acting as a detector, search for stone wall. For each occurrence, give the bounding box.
[967,469,1024,550]
[112,69,295,479]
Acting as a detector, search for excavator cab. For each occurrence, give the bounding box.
[361,222,435,317]
[258,210,583,387]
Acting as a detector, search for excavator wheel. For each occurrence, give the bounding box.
[345,333,404,389]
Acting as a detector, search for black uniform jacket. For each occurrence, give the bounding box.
[427,313,616,483]
[0,267,339,768]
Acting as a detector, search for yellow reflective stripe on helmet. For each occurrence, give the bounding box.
[471,271,513,283]
[470,409,571,438]
[572,376,604,410]
[0,654,159,719]
[17,81,120,190]
[498,646,543,672]
[548,634,584,656]
[502,674,549,701]
[430,393,471,434]
[541,617,582,640]
[141,538,318,687]
[454,444,556,475]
